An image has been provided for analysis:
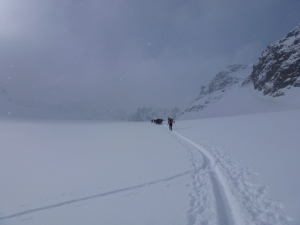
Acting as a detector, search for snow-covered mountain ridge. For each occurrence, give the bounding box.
[179,23,300,120]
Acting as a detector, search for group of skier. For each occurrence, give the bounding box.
[152,118,163,125]
[151,117,175,131]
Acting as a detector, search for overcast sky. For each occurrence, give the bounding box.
[1,0,300,112]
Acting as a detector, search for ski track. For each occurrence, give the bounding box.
[168,126,291,225]
[165,126,232,225]
[0,169,196,221]
[173,130,239,225]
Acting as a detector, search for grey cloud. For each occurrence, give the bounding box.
[1,0,300,112]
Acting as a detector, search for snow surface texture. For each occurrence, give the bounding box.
[1,112,299,224]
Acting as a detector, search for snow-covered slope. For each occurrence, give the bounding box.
[179,80,300,120]
[178,64,258,120]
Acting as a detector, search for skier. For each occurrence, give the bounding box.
[168,117,174,131]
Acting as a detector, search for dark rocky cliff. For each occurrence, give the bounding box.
[251,24,300,97]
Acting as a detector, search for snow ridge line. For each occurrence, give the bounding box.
[172,130,244,225]
[0,169,196,221]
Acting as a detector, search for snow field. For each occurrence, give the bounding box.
[1,110,299,224]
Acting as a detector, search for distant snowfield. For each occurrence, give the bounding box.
[1,109,299,224]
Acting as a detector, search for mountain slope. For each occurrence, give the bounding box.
[179,65,254,119]
[179,76,300,120]
[179,24,300,120]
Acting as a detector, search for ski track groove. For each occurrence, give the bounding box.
[168,126,291,225]
[165,126,235,225]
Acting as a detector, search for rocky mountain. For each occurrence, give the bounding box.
[179,23,300,120]
[129,107,180,121]
[250,24,300,97]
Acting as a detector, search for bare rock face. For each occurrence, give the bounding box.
[251,24,300,97]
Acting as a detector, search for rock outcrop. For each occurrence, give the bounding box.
[251,24,300,97]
